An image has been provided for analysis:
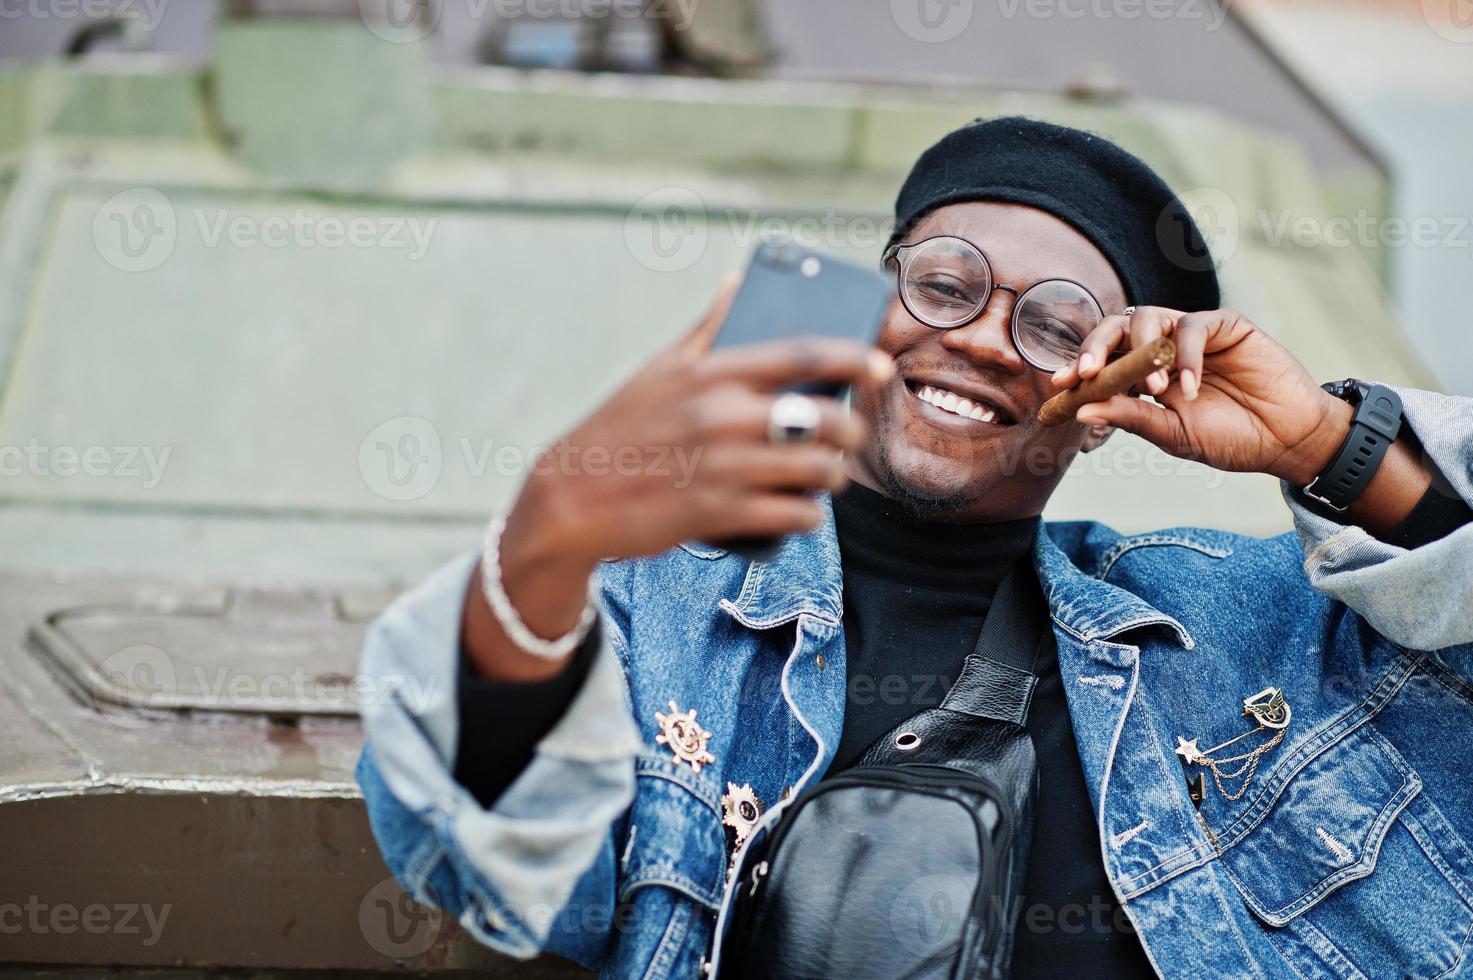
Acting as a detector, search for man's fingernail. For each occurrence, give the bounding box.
[1076,407,1104,425]
[1079,353,1096,374]
[868,350,895,382]
[1181,369,1198,401]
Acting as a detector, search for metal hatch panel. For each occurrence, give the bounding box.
[0,573,382,801]
[30,587,370,717]
[0,573,589,973]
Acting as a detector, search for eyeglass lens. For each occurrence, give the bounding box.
[897,237,1103,371]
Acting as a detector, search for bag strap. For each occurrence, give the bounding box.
[939,562,1051,726]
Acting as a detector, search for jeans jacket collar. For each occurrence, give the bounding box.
[713,493,1196,652]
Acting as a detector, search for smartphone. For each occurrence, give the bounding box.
[708,238,895,560]
[714,238,895,397]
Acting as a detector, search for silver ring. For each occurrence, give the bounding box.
[1121,306,1138,317]
[767,392,822,444]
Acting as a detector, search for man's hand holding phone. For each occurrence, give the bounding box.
[466,275,893,683]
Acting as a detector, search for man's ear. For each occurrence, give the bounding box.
[1080,421,1115,453]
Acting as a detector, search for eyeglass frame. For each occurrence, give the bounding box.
[881,234,1112,373]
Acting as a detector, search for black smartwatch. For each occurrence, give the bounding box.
[1300,379,1404,512]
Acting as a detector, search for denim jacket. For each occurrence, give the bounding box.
[357,385,1473,979]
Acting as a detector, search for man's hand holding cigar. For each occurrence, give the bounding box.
[1045,305,1434,536]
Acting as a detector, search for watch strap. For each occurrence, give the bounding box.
[1301,381,1403,512]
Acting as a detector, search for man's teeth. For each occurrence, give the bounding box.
[916,384,997,422]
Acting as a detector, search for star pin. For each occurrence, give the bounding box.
[654,699,715,773]
[1174,736,1205,766]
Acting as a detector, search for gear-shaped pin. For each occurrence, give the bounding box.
[654,699,715,773]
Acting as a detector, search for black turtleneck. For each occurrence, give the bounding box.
[831,480,1154,979]
[828,481,1038,769]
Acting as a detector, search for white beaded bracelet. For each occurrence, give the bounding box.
[480,512,598,660]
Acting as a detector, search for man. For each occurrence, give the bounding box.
[357,118,1473,978]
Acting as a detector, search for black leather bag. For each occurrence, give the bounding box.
[717,568,1048,980]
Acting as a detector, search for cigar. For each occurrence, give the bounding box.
[1037,337,1177,426]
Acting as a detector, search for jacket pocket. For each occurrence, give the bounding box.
[616,757,725,980]
[619,755,727,911]
[1222,725,1473,979]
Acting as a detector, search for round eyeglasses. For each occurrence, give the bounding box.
[882,235,1107,373]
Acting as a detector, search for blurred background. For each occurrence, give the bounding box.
[0,0,1467,974]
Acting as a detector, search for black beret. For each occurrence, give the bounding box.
[890,116,1220,312]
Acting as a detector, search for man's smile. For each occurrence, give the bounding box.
[902,376,1020,431]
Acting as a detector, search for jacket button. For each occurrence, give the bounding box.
[816,654,827,670]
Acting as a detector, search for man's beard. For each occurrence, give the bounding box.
[867,404,979,523]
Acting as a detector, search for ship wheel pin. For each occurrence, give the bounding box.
[655,700,715,773]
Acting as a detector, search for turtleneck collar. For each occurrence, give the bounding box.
[832,480,1040,595]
